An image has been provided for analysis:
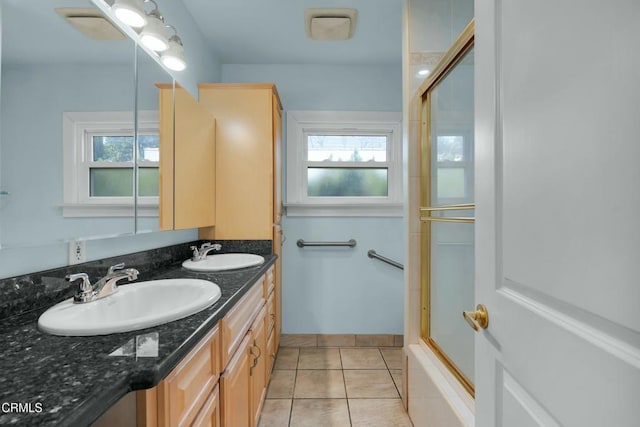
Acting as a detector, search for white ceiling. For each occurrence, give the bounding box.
[181,0,404,65]
[2,0,403,67]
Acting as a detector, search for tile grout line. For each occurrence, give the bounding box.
[339,347,354,426]
[379,347,402,398]
[286,347,300,427]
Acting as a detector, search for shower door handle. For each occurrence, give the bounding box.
[463,304,489,331]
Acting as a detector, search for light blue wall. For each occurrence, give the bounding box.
[153,0,222,95]
[223,64,401,111]
[222,64,404,334]
[1,63,136,247]
[283,217,405,334]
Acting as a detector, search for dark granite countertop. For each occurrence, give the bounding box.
[0,254,276,426]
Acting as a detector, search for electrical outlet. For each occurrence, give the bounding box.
[68,240,86,265]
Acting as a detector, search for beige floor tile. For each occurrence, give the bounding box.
[390,369,403,395]
[344,370,399,398]
[294,370,346,398]
[298,348,342,369]
[340,348,387,369]
[317,334,356,347]
[289,399,351,427]
[274,347,299,370]
[258,399,292,427]
[267,370,296,399]
[349,399,413,427]
[381,348,404,370]
[280,334,317,347]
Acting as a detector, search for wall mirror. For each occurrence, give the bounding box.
[135,45,173,234]
[0,0,173,249]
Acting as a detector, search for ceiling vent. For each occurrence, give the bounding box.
[55,8,126,41]
[305,8,357,41]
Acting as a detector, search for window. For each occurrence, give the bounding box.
[62,111,159,217]
[287,111,402,216]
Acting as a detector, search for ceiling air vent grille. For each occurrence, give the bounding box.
[305,8,358,41]
[55,8,125,41]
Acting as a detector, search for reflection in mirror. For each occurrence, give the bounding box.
[135,45,173,234]
[0,0,136,248]
[429,48,475,207]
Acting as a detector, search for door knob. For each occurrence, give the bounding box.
[463,304,489,331]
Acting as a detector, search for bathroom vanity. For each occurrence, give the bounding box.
[0,241,278,426]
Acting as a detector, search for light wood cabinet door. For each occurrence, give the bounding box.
[266,329,276,376]
[191,385,220,427]
[158,326,220,427]
[197,84,282,240]
[221,334,251,427]
[272,227,282,352]
[249,306,267,427]
[158,84,216,230]
[266,291,275,334]
[137,326,220,427]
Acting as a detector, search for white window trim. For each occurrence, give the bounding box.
[62,111,159,218]
[286,110,403,217]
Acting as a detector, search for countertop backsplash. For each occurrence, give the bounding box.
[0,239,272,322]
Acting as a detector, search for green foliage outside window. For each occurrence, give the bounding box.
[93,135,159,162]
[307,168,388,197]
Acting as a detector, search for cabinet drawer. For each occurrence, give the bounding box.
[262,267,275,298]
[266,291,275,334]
[191,384,220,427]
[158,325,220,427]
[221,279,265,367]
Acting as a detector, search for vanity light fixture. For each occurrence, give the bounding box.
[110,0,187,71]
[111,0,146,28]
[139,8,169,52]
[161,34,186,71]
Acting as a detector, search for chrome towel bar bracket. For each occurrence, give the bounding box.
[296,239,357,248]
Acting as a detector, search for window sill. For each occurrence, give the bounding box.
[61,203,158,218]
[284,203,403,217]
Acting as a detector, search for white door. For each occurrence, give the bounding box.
[475,0,640,426]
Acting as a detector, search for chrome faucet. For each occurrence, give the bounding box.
[66,263,139,303]
[190,242,222,261]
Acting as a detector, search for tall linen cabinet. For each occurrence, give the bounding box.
[198,83,283,353]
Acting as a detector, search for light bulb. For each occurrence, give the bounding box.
[139,14,169,52]
[112,0,147,28]
[161,37,186,71]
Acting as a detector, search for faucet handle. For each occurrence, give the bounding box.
[107,263,126,275]
[65,273,92,292]
[200,242,213,250]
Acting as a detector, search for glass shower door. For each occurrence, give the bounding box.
[420,39,475,394]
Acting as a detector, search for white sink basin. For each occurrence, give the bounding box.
[182,253,265,272]
[38,279,221,336]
